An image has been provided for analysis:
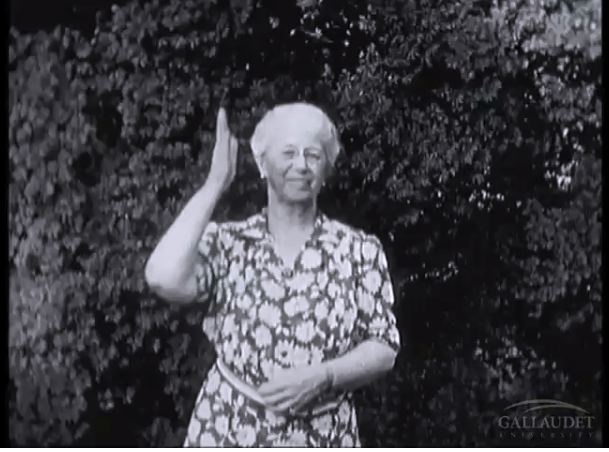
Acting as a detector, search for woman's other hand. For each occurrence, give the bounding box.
[257,365,330,415]
[207,107,239,193]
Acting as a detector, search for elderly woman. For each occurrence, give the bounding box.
[145,103,400,447]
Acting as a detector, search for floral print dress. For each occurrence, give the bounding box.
[183,210,400,447]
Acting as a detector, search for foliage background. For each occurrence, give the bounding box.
[9,0,602,447]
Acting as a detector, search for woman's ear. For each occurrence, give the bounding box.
[254,151,267,179]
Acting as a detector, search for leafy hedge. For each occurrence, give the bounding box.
[9,0,601,447]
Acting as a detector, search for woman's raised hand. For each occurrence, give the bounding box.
[207,107,239,193]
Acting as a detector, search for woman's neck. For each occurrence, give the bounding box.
[266,192,317,239]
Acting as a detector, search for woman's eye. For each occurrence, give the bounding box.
[305,152,321,161]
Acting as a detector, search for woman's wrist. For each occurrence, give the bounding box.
[309,362,338,398]
[324,363,336,392]
[316,362,336,394]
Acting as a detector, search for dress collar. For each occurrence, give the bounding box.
[239,208,337,245]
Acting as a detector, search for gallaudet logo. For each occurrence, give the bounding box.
[497,399,595,441]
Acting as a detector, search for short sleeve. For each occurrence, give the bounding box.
[354,236,401,352]
[194,221,225,307]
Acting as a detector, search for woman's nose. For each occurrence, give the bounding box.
[293,151,308,169]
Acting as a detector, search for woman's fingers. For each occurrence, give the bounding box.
[216,107,229,136]
[208,108,238,190]
[228,135,239,163]
[260,390,312,415]
[289,395,315,414]
[259,387,292,405]
[273,400,298,414]
[257,378,289,396]
[257,382,276,397]
[215,108,233,151]
[267,396,304,415]
[258,372,312,414]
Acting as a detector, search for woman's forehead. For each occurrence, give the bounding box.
[270,106,326,130]
[266,113,326,145]
[270,123,325,148]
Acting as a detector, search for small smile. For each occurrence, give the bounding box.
[286,179,312,184]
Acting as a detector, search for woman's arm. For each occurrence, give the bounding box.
[321,340,397,392]
[257,340,397,413]
[145,179,224,303]
[145,108,238,303]
[320,235,401,391]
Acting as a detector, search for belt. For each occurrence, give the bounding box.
[215,359,345,419]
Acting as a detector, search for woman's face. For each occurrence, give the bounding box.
[261,120,329,204]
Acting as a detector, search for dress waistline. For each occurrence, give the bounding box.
[215,359,345,419]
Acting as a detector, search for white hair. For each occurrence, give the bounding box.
[249,102,342,175]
